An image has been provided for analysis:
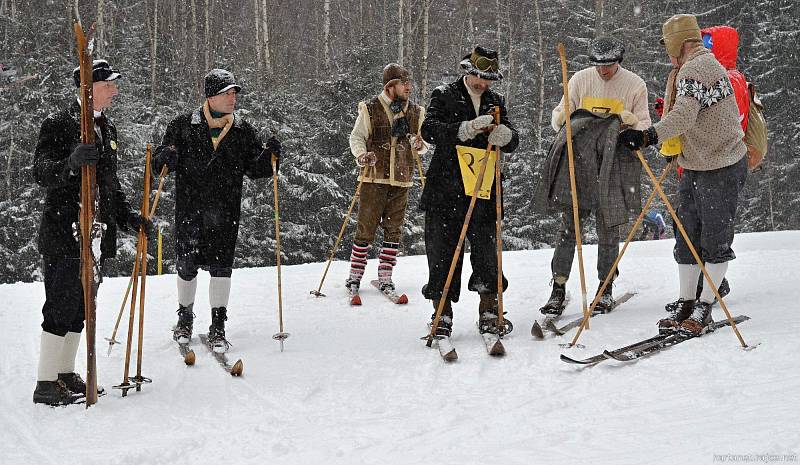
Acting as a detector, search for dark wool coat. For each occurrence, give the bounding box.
[533,109,641,227]
[420,77,519,215]
[34,101,135,259]
[159,108,275,268]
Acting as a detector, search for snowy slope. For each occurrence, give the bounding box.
[1,231,798,465]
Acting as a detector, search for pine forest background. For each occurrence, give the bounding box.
[0,0,797,284]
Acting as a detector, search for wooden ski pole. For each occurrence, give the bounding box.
[105,263,136,356]
[427,106,501,346]
[493,118,505,332]
[148,164,169,218]
[132,144,153,390]
[557,42,591,329]
[635,150,749,348]
[408,133,426,188]
[568,159,676,347]
[271,155,290,351]
[310,165,370,297]
[74,22,98,407]
[115,233,142,396]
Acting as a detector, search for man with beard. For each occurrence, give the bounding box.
[420,47,519,338]
[345,63,427,304]
[153,68,281,352]
[33,60,152,405]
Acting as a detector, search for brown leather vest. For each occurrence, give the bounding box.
[365,96,420,185]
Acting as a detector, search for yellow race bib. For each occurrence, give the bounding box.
[456,145,496,200]
[580,96,625,116]
[660,136,682,157]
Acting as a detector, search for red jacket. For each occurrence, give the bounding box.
[701,25,750,132]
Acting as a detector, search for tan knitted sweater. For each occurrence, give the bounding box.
[654,47,746,171]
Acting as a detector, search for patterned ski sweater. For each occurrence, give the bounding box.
[654,47,746,171]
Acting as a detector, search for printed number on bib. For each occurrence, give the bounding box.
[456,145,497,200]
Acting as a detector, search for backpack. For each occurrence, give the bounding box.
[744,82,768,171]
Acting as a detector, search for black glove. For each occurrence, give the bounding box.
[264,136,282,160]
[618,127,658,151]
[68,144,100,172]
[128,213,155,240]
[153,145,178,173]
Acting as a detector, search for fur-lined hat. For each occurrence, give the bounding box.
[661,14,702,58]
[459,46,503,81]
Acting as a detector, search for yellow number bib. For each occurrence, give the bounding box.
[580,96,624,115]
[659,136,682,157]
[456,145,496,200]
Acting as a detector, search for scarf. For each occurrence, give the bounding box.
[203,100,234,149]
[389,99,410,138]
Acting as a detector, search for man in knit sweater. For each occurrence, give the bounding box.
[619,14,748,335]
[345,63,427,303]
[542,37,651,315]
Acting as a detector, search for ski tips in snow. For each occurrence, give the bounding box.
[199,333,244,377]
[230,359,244,377]
[531,320,545,338]
[183,349,196,366]
[350,294,362,306]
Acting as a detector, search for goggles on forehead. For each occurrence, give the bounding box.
[471,53,499,73]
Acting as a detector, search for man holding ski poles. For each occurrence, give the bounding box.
[420,46,519,338]
[153,68,281,353]
[33,60,152,406]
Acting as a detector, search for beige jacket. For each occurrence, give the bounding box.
[551,66,651,131]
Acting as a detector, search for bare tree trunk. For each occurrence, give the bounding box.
[466,0,473,46]
[150,0,159,107]
[323,0,331,71]
[397,0,404,64]
[254,0,261,70]
[420,0,430,100]
[95,0,104,55]
[5,126,13,201]
[382,0,387,57]
[204,0,211,71]
[190,0,199,95]
[262,0,271,74]
[504,1,513,105]
[595,0,604,37]
[534,0,545,155]
[495,0,501,53]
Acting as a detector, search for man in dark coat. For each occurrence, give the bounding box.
[153,68,281,353]
[533,109,642,314]
[33,60,151,405]
[420,46,519,338]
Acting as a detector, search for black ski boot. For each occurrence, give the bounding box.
[33,380,83,406]
[58,372,105,396]
[173,304,194,344]
[207,307,230,353]
[430,300,453,338]
[593,283,615,314]
[478,294,513,335]
[666,277,732,313]
[658,299,695,334]
[540,280,566,316]
[679,301,714,335]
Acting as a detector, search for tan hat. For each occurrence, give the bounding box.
[661,14,702,57]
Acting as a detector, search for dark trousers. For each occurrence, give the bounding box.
[176,253,233,281]
[551,207,620,281]
[422,202,507,304]
[673,156,748,264]
[41,256,102,336]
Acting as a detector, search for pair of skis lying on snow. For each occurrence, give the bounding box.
[176,335,243,376]
[349,280,409,306]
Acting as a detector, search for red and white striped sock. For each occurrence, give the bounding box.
[348,242,369,283]
[378,241,399,284]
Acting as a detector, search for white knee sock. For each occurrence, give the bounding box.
[678,264,701,300]
[60,331,82,374]
[209,277,231,309]
[37,331,65,382]
[177,276,198,307]
[699,262,728,304]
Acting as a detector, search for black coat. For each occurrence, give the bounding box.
[533,109,641,227]
[159,108,275,268]
[34,101,134,259]
[420,77,519,215]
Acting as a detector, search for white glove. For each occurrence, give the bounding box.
[356,152,377,167]
[487,124,512,148]
[458,114,495,141]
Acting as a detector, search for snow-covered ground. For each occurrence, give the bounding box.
[1,231,798,465]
